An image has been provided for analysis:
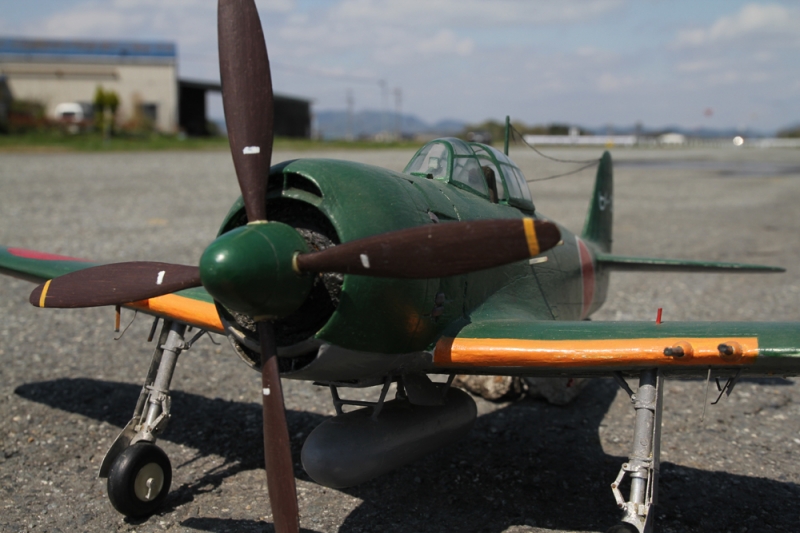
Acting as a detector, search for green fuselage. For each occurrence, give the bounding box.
[216,157,605,357]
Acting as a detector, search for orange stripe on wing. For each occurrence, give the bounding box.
[433,337,759,368]
[126,294,224,334]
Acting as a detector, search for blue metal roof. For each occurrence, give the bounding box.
[0,38,175,59]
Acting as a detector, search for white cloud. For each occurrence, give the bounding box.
[258,0,294,10]
[415,30,473,56]
[270,0,625,72]
[22,0,293,42]
[8,0,798,130]
[24,1,203,39]
[675,3,800,47]
[596,73,639,92]
[665,2,800,126]
[372,29,473,64]
[675,60,716,73]
[109,0,293,11]
[34,7,142,39]
[327,0,625,28]
[12,0,626,86]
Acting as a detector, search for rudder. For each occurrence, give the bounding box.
[581,151,613,253]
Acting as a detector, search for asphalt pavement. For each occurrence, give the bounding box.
[1,145,799,533]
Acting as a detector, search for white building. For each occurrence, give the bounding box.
[0,38,177,132]
[657,133,686,145]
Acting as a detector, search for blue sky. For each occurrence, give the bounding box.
[3,0,799,131]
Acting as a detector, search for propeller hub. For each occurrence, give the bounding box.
[199,222,313,319]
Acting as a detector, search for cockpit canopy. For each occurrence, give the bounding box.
[403,137,535,211]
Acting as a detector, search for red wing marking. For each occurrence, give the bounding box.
[576,237,595,319]
[8,247,90,262]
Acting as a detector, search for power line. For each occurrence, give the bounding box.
[510,124,600,164]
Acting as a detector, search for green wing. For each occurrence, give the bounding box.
[0,246,98,283]
[433,317,800,378]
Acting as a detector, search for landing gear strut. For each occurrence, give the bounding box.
[99,320,188,518]
[608,369,664,533]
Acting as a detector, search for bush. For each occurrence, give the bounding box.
[8,100,49,134]
[777,126,800,138]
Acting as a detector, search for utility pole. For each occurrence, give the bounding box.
[378,80,388,141]
[346,89,354,141]
[394,87,402,140]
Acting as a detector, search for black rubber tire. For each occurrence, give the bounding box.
[107,442,172,518]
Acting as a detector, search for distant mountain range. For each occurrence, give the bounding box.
[311,109,781,140]
[314,110,465,139]
[584,124,775,139]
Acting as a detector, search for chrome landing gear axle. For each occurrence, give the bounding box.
[608,369,664,533]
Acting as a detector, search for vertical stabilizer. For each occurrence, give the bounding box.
[581,151,613,252]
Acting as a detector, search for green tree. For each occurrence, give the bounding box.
[93,86,120,137]
[93,86,107,133]
[777,126,800,138]
[105,91,119,135]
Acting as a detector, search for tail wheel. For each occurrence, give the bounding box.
[107,442,172,518]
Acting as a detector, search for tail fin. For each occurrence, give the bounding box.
[581,151,613,252]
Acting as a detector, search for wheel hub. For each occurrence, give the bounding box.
[134,462,164,502]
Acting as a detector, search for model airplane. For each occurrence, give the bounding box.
[1,2,797,532]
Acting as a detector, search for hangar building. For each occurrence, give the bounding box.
[0,37,311,137]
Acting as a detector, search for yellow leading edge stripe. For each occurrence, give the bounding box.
[38,279,52,308]
[434,336,759,367]
[522,218,540,256]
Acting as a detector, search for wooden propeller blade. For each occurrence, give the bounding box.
[295,218,561,278]
[257,321,300,533]
[218,0,274,223]
[29,262,201,308]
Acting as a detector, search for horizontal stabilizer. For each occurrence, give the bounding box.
[595,253,784,273]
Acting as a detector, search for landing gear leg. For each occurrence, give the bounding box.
[99,320,187,517]
[608,369,663,533]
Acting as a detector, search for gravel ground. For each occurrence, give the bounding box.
[0,146,799,533]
